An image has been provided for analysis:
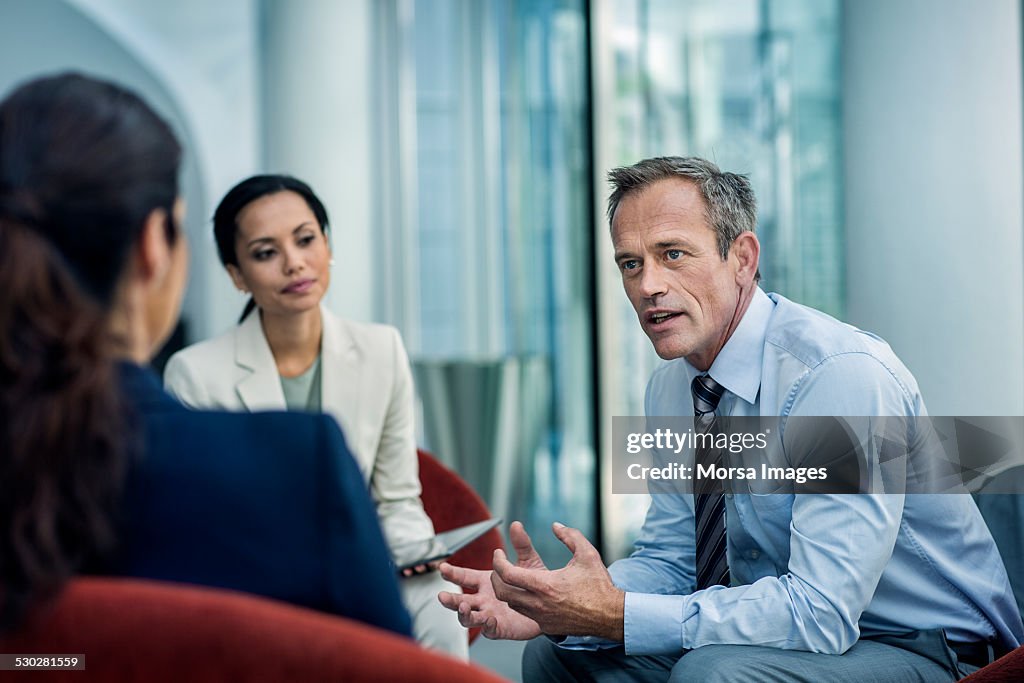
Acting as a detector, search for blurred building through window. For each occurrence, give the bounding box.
[373,0,595,563]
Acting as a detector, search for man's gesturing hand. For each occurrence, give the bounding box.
[437,521,544,640]
[491,522,625,642]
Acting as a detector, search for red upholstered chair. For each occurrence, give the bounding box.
[0,577,509,682]
[417,449,505,644]
[961,646,1024,682]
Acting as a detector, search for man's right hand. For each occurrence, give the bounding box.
[437,521,544,641]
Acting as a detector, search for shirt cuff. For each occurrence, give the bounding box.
[552,634,621,651]
[624,591,689,655]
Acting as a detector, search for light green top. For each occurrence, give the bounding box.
[280,355,322,413]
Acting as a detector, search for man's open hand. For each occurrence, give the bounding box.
[491,522,624,641]
[437,521,544,640]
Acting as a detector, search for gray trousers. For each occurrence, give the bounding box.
[522,630,980,682]
[399,571,469,661]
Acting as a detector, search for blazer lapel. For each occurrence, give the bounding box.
[320,306,366,469]
[234,311,287,411]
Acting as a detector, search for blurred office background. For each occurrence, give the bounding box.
[2,0,1021,678]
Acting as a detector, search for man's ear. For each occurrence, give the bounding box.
[731,231,760,285]
[226,264,248,293]
[135,207,172,286]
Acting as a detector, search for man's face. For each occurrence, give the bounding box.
[611,178,748,370]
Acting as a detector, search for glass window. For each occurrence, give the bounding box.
[373,0,595,563]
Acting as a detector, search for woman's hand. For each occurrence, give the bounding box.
[401,560,442,578]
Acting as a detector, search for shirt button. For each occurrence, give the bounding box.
[725,494,733,499]
[749,550,761,560]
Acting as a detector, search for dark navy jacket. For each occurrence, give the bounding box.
[112,363,412,637]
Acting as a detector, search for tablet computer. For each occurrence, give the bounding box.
[391,518,502,572]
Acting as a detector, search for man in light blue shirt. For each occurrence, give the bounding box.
[438,157,1023,681]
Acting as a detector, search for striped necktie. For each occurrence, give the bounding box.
[692,374,729,591]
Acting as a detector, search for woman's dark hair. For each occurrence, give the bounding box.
[0,72,181,629]
[213,174,329,322]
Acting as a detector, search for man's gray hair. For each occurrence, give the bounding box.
[606,156,757,260]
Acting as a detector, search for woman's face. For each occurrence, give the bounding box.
[227,190,331,317]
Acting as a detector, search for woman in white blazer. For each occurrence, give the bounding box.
[164,175,466,659]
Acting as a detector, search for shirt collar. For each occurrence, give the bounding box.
[702,287,774,406]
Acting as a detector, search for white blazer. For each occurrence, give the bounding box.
[164,305,435,547]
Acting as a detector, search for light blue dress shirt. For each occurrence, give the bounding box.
[597,289,1023,656]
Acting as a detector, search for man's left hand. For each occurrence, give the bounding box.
[490,522,625,641]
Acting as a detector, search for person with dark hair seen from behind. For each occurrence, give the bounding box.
[0,72,411,638]
[163,174,468,660]
[439,157,1024,681]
